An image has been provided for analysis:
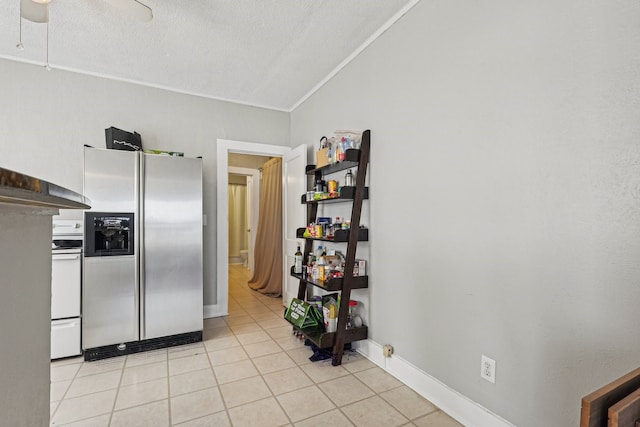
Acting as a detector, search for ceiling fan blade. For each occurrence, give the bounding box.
[20,0,49,23]
[104,0,153,22]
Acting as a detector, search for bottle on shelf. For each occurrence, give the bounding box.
[306,253,315,277]
[294,244,303,274]
[315,247,327,281]
[344,169,354,187]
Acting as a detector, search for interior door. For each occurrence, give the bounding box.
[282,144,307,307]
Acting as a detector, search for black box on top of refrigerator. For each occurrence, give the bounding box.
[105,127,143,151]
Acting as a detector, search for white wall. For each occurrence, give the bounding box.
[0,59,289,306]
[291,1,640,425]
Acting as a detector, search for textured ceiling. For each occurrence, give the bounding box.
[0,0,415,111]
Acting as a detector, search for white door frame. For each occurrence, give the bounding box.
[210,139,291,318]
[228,166,260,275]
[282,144,308,307]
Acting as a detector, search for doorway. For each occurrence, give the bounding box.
[228,164,261,276]
[213,140,294,319]
[227,174,249,266]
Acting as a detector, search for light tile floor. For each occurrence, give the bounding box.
[49,264,463,427]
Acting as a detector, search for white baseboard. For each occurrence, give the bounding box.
[203,304,227,318]
[356,339,514,427]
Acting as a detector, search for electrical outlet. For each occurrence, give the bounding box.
[383,344,394,358]
[481,355,496,383]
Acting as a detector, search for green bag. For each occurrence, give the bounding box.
[285,298,324,330]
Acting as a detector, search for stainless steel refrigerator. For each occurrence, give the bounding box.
[82,147,203,360]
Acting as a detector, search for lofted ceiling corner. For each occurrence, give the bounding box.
[0,0,419,111]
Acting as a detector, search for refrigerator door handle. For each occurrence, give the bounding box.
[136,152,144,341]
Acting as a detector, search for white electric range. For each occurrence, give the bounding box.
[51,219,83,359]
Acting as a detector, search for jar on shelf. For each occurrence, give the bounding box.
[347,300,362,328]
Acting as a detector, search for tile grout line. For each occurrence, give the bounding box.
[248,327,295,426]
[49,357,87,424]
[256,287,344,426]
[230,267,334,423]
[164,349,173,426]
[231,265,411,426]
[202,329,233,427]
[106,353,129,426]
[52,264,450,426]
[228,275,294,425]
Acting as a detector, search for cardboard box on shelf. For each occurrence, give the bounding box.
[353,259,366,276]
[316,147,330,168]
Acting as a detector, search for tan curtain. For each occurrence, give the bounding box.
[228,184,247,259]
[248,157,282,296]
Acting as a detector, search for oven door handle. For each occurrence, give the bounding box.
[52,254,80,260]
[51,320,79,330]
